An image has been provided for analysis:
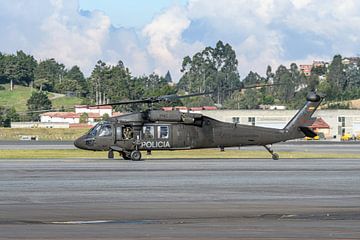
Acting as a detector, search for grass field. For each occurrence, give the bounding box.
[52,96,83,110]
[0,84,34,112]
[0,84,83,112]
[0,149,359,159]
[0,127,88,141]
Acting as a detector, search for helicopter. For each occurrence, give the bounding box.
[74,85,324,161]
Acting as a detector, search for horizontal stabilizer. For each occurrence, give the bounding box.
[299,127,317,138]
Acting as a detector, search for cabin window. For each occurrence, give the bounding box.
[122,126,133,139]
[143,126,154,139]
[158,126,169,139]
[98,125,112,137]
[116,126,122,140]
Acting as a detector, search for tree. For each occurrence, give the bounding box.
[243,71,265,85]
[27,91,52,121]
[273,65,293,102]
[65,65,88,96]
[224,89,260,109]
[178,41,241,105]
[0,51,37,90]
[327,55,346,93]
[102,113,110,121]
[34,58,65,91]
[3,54,17,91]
[79,112,89,123]
[14,51,37,87]
[0,106,20,127]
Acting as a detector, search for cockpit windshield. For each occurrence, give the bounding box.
[88,124,101,137]
[87,122,112,137]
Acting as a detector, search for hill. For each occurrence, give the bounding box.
[0,84,83,112]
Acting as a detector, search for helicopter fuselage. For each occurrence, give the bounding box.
[75,111,292,155]
[74,92,324,161]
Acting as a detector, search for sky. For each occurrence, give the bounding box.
[1,0,360,81]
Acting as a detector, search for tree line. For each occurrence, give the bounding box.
[2,41,360,125]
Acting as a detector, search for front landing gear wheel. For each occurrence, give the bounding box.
[130,150,142,161]
[108,150,114,159]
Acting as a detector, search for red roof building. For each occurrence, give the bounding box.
[310,117,330,129]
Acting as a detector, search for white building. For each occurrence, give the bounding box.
[40,112,101,124]
[200,109,360,139]
[39,105,114,125]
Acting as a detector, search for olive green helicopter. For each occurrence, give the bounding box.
[74,84,324,161]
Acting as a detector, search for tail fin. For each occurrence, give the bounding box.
[284,92,324,138]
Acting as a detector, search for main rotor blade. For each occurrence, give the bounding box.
[90,83,280,107]
[18,107,75,115]
[91,99,153,107]
[173,83,279,100]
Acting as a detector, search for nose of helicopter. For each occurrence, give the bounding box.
[74,136,87,150]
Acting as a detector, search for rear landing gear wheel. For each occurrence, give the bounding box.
[130,150,142,161]
[264,145,280,160]
[108,150,114,159]
[272,153,279,160]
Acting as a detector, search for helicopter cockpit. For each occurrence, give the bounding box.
[88,122,112,137]
[74,122,114,150]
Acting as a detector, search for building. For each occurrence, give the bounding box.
[299,64,312,76]
[308,117,331,138]
[200,109,360,139]
[40,112,101,124]
[39,105,114,126]
[342,57,360,65]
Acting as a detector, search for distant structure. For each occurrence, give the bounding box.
[39,105,120,126]
[342,57,360,65]
[299,60,329,76]
[164,70,172,83]
[299,64,312,76]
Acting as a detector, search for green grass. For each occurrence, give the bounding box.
[0,84,35,112]
[52,96,83,110]
[0,149,359,159]
[0,84,83,112]
[0,127,89,141]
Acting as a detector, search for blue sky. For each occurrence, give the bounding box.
[79,0,188,28]
[1,0,360,81]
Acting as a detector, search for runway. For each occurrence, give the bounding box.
[2,140,360,153]
[0,158,359,239]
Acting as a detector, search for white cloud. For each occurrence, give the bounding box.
[35,1,111,73]
[142,5,191,79]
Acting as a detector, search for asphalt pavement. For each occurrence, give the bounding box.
[1,140,360,153]
[0,158,359,239]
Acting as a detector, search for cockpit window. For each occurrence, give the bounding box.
[88,124,101,137]
[98,125,112,137]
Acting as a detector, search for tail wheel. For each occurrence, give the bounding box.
[130,150,142,161]
[108,150,114,159]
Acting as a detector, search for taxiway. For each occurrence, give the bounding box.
[0,158,359,239]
